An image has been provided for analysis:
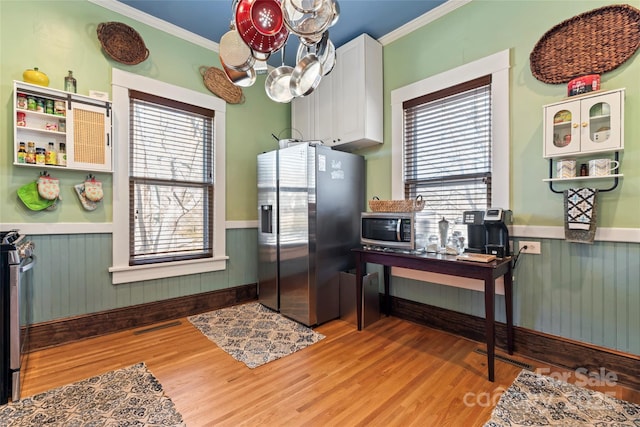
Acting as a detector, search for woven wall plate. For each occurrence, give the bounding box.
[97,22,150,65]
[199,66,245,104]
[530,4,640,84]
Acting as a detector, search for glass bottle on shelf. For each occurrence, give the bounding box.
[17,142,26,163]
[64,70,77,93]
[57,142,67,166]
[45,142,57,165]
[26,142,36,164]
[35,148,46,165]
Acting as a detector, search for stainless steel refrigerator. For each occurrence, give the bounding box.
[258,143,364,326]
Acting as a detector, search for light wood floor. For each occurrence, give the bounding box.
[21,308,640,426]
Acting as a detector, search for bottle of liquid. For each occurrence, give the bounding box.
[45,142,57,165]
[35,147,46,165]
[17,142,27,163]
[64,70,77,93]
[580,164,588,176]
[26,142,36,164]
[57,143,67,166]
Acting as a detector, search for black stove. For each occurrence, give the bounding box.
[0,230,35,403]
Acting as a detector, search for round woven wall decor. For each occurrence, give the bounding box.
[199,66,245,104]
[530,4,640,84]
[97,22,149,65]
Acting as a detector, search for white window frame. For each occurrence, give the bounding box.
[109,69,227,285]
[391,49,510,205]
[390,49,510,292]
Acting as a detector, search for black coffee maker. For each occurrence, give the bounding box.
[484,208,512,258]
[462,210,486,254]
[463,209,512,257]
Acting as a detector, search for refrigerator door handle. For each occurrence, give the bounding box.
[261,205,273,233]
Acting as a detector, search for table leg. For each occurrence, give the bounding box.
[355,253,363,331]
[505,266,514,355]
[484,276,495,382]
[383,265,391,316]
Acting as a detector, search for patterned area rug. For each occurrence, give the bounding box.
[0,362,185,426]
[188,302,325,368]
[484,370,640,426]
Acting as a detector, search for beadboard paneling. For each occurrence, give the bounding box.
[24,228,257,324]
[390,238,640,355]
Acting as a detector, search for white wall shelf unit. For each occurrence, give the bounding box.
[13,80,113,172]
[542,89,624,193]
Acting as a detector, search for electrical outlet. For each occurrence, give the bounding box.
[519,241,541,254]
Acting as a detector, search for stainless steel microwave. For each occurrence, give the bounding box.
[360,212,416,250]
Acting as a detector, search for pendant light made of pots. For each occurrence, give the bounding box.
[219,0,340,103]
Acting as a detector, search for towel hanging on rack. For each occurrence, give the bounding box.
[564,188,598,243]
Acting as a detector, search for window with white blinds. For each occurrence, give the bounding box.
[129,90,214,265]
[403,75,492,238]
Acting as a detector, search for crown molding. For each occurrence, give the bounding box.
[88,0,219,51]
[378,0,472,46]
[90,0,469,53]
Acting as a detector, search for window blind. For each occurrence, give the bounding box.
[129,91,214,264]
[403,76,492,239]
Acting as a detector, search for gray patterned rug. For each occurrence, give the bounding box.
[0,362,185,426]
[484,369,640,426]
[188,302,325,368]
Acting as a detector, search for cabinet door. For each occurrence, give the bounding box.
[543,101,581,157]
[291,94,315,141]
[66,101,112,171]
[292,74,334,143]
[333,37,364,145]
[314,71,334,144]
[579,91,622,153]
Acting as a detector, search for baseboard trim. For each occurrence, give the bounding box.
[26,284,258,352]
[25,287,639,391]
[389,295,640,390]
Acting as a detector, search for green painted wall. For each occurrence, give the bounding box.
[362,0,640,229]
[0,0,287,223]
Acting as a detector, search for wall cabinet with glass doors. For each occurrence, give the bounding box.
[13,81,112,172]
[542,88,624,192]
[543,88,624,158]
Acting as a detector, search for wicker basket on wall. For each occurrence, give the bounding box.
[97,22,150,65]
[530,4,640,84]
[199,66,244,104]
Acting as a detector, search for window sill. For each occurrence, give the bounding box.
[109,256,228,285]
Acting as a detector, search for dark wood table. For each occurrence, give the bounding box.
[353,248,514,382]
